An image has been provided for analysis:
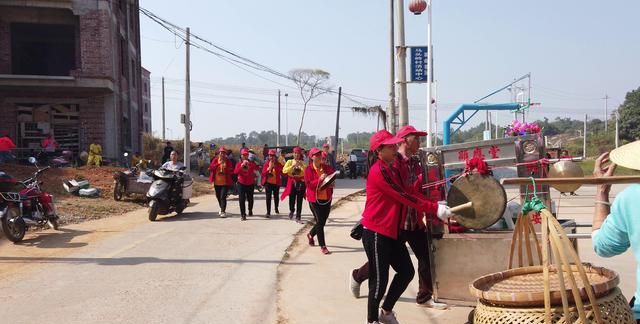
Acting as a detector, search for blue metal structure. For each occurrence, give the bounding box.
[442,103,520,145]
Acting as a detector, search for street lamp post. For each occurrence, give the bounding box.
[409,0,433,146]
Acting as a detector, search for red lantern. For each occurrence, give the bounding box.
[409,0,428,15]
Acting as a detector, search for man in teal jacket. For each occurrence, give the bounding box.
[591,140,640,322]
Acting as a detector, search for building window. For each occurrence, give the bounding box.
[144,103,148,113]
[130,59,136,87]
[123,116,131,148]
[119,0,126,13]
[11,23,76,76]
[144,82,147,94]
[145,123,149,133]
[120,37,127,77]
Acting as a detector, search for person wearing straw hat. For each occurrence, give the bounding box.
[209,147,234,218]
[360,130,453,324]
[262,149,283,217]
[304,148,335,255]
[592,141,640,322]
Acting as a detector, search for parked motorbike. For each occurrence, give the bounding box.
[0,157,60,243]
[113,153,153,201]
[146,167,192,221]
[37,150,72,168]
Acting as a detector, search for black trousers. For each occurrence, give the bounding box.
[362,229,415,322]
[238,184,255,216]
[214,185,229,212]
[349,161,357,179]
[309,200,331,247]
[289,182,305,219]
[265,183,280,214]
[353,229,434,304]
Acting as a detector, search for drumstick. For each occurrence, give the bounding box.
[449,201,473,213]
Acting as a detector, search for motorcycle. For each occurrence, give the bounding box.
[0,157,60,243]
[146,167,192,221]
[113,153,153,201]
[37,150,72,168]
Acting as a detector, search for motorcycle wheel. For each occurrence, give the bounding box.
[175,200,186,215]
[2,207,26,243]
[113,182,124,201]
[148,202,159,221]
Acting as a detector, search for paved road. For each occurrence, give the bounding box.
[0,179,364,324]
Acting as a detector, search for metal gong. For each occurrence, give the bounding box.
[446,173,507,230]
[548,160,584,193]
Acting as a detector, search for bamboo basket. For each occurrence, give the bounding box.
[473,288,634,324]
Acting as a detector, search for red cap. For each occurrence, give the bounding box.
[268,149,277,156]
[293,146,303,154]
[321,151,328,158]
[218,147,227,153]
[369,130,403,151]
[322,143,330,148]
[240,148,250,155]
[308,147,322,157]
[396,125,428,139]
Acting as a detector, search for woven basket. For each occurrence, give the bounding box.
[473,288,635,324]
[470,264,619,307]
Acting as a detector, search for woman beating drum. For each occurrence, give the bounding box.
[304,148,336,255]
[361,130,454,324]
[262,149,283,217]
[209,147,234,218]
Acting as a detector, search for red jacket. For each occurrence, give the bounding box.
[209,158,233,186]
[262,161,283,186]
[361,159,438,240]
[235,160,259,185]
[304,163,335,203]
[0,137,16,152]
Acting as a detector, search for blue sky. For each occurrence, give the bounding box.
[139,0,640,142]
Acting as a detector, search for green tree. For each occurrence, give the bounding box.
[618,87,640,141]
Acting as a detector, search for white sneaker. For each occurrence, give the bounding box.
[220,212,227,218]
[379,310,400,324]
[418,299,449,310]
[367,322,380,324]
[349,271,361,298]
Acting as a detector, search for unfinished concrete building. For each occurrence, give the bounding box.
[0,0,143,161]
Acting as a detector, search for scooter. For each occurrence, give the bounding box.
[146,167,192,221]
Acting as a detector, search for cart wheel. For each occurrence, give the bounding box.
[114,182,124,201]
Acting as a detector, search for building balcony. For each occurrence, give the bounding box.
[0,0,73,10]
[0,74,114,97]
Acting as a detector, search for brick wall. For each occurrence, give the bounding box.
[0,20,9,74]
[0,100,17,139]
[76,10,113,79]
[80,96,106,148]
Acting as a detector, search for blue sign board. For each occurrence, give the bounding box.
[410,46,429,82]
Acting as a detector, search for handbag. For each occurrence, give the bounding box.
[350,221,363,240]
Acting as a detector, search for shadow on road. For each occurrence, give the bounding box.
[15,228,92,249]
[0,256,311,266]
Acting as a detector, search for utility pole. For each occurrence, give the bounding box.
[334,87,342,158]
[433,80,438,146]
[425,0,434,147]
[615,110,619,148]
[388,0,396,133]
[277,90,281,147]
[583,114,588,159]
[603,94,609,132]
[184,27,191,173]
[162,76,166,141]
[284,93,289,146]
[395,0,409,129]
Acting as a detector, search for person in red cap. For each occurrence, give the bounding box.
[235,148,259,221]
[209,147,234,218]
[304,147,336,255]
[262,149,283,217]
[350,125,448,310]
[360,130,454,324]
[281,146,307,223]
[0,134,16,163]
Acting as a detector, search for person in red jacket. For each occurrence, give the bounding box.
[209,147,234,218]
[304,148,335,255]
[350,125,448,310]
[0,134,16,163]
[361,130,453,324]
[235,148,259,221]
[262,149,283,217]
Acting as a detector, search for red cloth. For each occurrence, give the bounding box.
[41,138,59,150]
[361,159,438,240]
[234,160,259,185]
[208,158,233,185]
[304,163,335,203]
[0,137,16,152]
[465,157,490,175]
[262,161,283,186]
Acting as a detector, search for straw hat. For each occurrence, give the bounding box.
[610,140,640,171]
